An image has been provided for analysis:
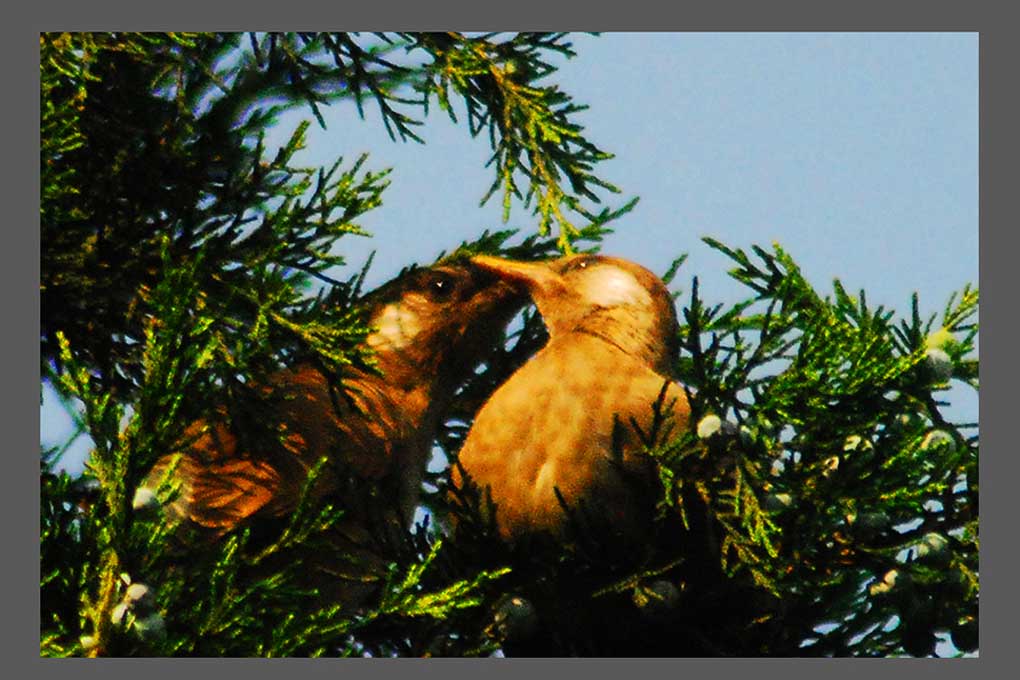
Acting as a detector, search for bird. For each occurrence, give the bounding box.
[450,254,691,546]
[140,258,528,606]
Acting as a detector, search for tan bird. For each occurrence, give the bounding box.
[451,254,691,545]
[142,259,526,606]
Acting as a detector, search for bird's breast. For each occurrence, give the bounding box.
[456,336,682,539]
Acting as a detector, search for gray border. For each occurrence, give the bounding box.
[17,1,1004,678]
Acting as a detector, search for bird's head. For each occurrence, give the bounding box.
[471,254,680,376]
[361,260,528,391]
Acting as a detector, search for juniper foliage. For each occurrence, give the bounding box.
[40,32,977,657]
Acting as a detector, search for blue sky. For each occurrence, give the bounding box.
[42,31,978,481]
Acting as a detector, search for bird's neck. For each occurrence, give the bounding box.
[359,351,433,407]
[359,343,456,423]
[572,312,676,377]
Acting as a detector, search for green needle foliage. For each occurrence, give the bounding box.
[659,240,978,657]
[40,32,977,658]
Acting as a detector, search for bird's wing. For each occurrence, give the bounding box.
[144,365,416,535]
[145,421,283,534]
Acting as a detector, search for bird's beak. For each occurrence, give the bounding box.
[471,256,561,297]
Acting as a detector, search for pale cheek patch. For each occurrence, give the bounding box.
[578,268,653,308]
[368,302,423,349]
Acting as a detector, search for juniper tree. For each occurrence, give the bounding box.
[40,32,978,657]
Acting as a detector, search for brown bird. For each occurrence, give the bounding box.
[142,259,527,605]
[451,254,691,545]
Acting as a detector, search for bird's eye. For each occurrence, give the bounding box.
[427,274,456,300]
[565,256,593,273]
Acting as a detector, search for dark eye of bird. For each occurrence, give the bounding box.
[428,274,456,300]
[565,256,593,273]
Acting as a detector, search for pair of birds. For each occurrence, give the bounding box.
[143,251,690,607]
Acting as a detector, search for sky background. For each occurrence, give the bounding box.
[41,31,978,487]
